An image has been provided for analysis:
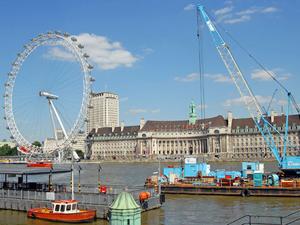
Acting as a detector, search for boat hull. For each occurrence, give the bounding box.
[27,208,96,223]
[161,184,300,197]
[27,162,53,169]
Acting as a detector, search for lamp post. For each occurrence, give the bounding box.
[78,165,82,193]
[158,158,161,195]
[48,169,53,192]
[153,158,161,195]
[71,152,74,200]
[98,164,102,192]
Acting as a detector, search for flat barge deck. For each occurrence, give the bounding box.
[161,184,300,197]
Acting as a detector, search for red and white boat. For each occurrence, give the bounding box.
[27,161,53,169]
[18,146,30,154]
[27,200,96,223]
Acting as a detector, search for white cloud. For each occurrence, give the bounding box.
[151,109,161,114]
[224,15,251,24]
[128,108,160,115]
[205,73,232,83]
[262,7,278,13]
[214,6,233,16]
[251,68,291,81]
[214,4,279,25]
[44,47,76,62]
[175,73,200,82]
[142,48,154,55]
[119,97,129,102]
[45,33,138,70]
[129,109,147,115]
[223,95,271,107]
[278,99,287,106]
[184,3,195,11]
[197,104,208,110]
[236,8,259,16]
[224,0,233,5]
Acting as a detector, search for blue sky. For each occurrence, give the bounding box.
[0,0,300,141]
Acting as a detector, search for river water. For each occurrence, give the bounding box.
[0,161,299,225]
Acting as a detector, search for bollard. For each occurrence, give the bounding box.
[70,179,73,194]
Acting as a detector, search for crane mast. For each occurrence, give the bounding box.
[197,5,289,167]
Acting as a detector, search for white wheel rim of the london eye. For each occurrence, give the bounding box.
[4,31,93,155]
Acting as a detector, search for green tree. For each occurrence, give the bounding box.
[75,150,84,159]
[0,144,18,156]
[32,141,42,147]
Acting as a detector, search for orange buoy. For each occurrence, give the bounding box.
[139,191,151,202]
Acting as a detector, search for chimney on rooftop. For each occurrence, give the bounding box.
[140,118,145,129]
[121,121,124,132]
[271,110,277,123]
[227,111,233,129]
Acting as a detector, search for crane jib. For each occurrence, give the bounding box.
[197,5,225,47]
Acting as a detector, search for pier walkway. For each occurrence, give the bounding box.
[0,188,163,219]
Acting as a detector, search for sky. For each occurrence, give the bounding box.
[0,0,300,141]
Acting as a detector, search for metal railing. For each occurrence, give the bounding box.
[0,181,65,192]
[0,186,157,206]
[227,209,300,225]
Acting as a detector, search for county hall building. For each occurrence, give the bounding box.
[88,103,300,161]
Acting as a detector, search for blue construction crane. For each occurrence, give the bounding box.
[197,5,300,176]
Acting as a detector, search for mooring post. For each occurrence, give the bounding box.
[48,169,52,192]
[98,164,102,193]
[78,165,81,193]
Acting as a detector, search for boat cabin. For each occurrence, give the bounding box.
[52,200,78,214]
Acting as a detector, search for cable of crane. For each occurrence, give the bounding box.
[205,10,300,116]
[266,88,278,114]
[196,8,206,122]
[222,31,300,116]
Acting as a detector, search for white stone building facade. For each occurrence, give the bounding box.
[88,113,300,161]
[89,125,139,160]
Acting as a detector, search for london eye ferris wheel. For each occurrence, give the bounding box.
[3,31,94,158]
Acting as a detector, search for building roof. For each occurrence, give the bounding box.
[90,91,118,97]
[88,114,300,135]
[141,115,226,132]
[110,192,140,210]
[53,200,78,204]
[231,114,300,129]
[92,125,140,136]
[113,126,140,134]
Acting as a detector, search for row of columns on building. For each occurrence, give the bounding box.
[137,137,228,156]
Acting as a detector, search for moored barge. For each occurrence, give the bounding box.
[161,184,300,197]
[146,157,300,197]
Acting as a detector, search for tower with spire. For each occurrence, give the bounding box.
[189,101,197,125]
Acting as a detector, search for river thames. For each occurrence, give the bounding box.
[0,161,299,225]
